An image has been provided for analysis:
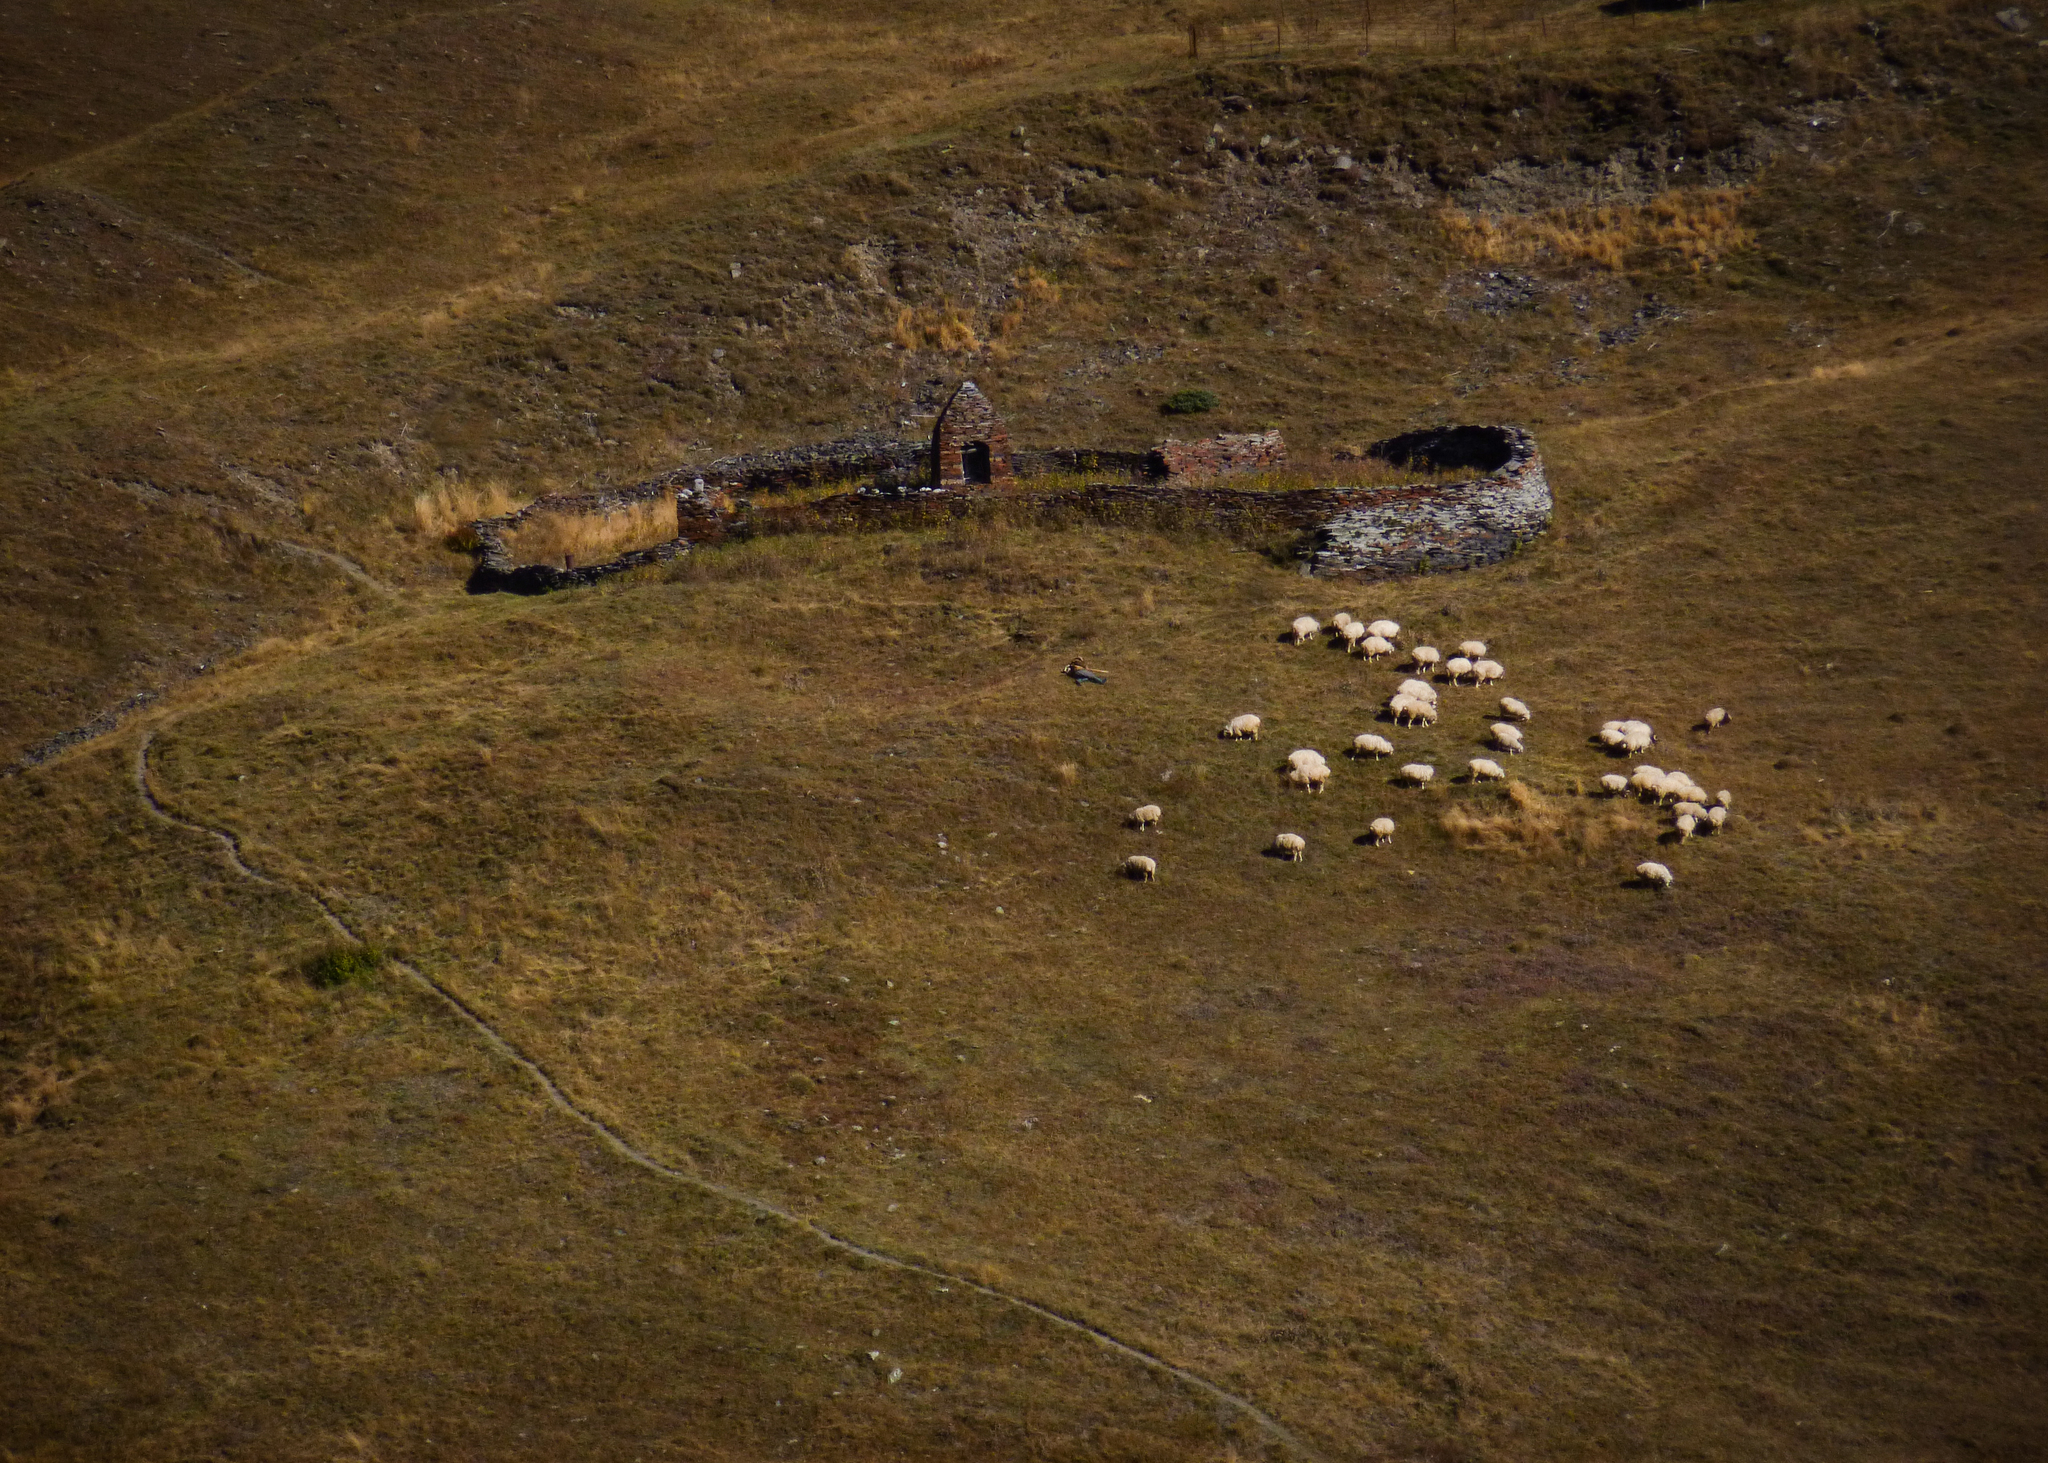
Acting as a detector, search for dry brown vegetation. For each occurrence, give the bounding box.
[4,1,2047,1459]
[1441,188,1756,273]
[498,497,679,566]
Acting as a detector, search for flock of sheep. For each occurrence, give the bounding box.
[1117,612,1737,892]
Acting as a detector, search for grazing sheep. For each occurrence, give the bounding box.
[1331,612,1356,631]
[1274,832,1306,862]
[1703,706,1731,734]
[1629,767,1665,798]
[1635,860,1674,890]
[1407,698,1439,726]
[1500,697,1532,722]
[1411,646,1441,674]
[1340,621,1367,649]
[1290,615,1320,645]
[1672,800,1707,821]
[1388,693,1421,725]
[1601,720,1627,734]
[1714,789,1732,809]
[1287,765,1330,793]
[1131,804,1162,831]
[1620,720,1655,755]
[1444,655,1475,685]
[1472,659,1505,686]
[1674,813,1698,842]
[1490,722,1525,754]
[1598,726,1628,749]
[1469,758,1507,783]
[1706,805,1729,832]
[1368,816,1396,846]
[1353,733,1395,758]
[1359,634,1395,662]
[1123,855,1157,882]
[1367,619,1400,640]
[1398,763,1436,786]
[1457,639,1488,660]
[1398,678,1438,703]
[1599,773,1631,796]
[1222,713,1262,741]
[1287,748,1328,772]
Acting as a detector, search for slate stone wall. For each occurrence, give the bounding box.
[1156,429,1287,484]
[466,420,1548,592]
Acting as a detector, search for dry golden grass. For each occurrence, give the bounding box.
[1441,187,1756,273]
[405,479,523,546]
[499,498,678,566]
[1438,779,1646,857]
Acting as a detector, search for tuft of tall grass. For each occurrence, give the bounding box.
[407,480,523,547]
[500,499,678,566]
[1439,781,1644,858]
[1440,187,1755,273]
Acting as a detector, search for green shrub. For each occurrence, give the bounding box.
[303,943,384,989]
[1159,388,1219,416]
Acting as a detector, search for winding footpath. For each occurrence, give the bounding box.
[131,728,1324,1462]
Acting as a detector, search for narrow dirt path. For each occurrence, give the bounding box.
[131,728,1325,1462]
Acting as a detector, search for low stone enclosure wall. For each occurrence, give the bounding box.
[465,424,1549,593]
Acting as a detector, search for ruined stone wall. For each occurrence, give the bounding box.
[468,422,1548,591]
[1155,429,1287,484]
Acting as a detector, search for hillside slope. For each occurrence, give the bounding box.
[3,2,2046,1460]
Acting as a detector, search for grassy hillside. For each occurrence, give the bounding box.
[4,1,2047,1459]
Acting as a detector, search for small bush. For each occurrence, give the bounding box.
[1159,388,1219,416]
[303,943,384,989]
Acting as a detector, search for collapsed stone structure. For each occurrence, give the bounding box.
[465,389,1549,593]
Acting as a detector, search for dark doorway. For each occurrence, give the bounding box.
[963,440,992,484]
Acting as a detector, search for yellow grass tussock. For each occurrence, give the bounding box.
[499,498,678,566]
[1440,187,1755,273]
[1439,781,1643,858]
[408,480,523,546]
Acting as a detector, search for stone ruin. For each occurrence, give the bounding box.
[464,386,1550,594]
[931,381,1014,489]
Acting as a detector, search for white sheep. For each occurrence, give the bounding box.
[1287,748,1328,772]
[1367,619,1400,640]
[1353,733,1395,758]
[1331,612,1355,631]
[1398,763,1436,786]
[1629,767,1665,798]
[1621,719,1656,754]
[1410,646,1441,674]
[1635,860,1674,890]
[1490,722,1525,754]
[1472,659,1504,686]
[1674,813,1698,842]
[1287,765,1330,793]
[1597,726,1628,749]
[1457,639,1488,660]
[1444,655,1475,685]
[1222,713,1262,741]
[1274,832,1306,862]
[1599,773,1631,796]
[1388,693,1421,725]
[1340,621,1366,649]
[1469,758,1507,782]
[1290,615,1320,645]
[1706,805,1728,832]
[1358,634,1395,662]
[1703,706,1731,734]
[1398,678,1438,703]
[1714,789,1733,809]
[1406,698,1438,726]
[1672,800,1707,821]
[1368,816,1396,846]
[1499,696,1531,722]
[1131,803,1162,831]
[1123,854,1157,882]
